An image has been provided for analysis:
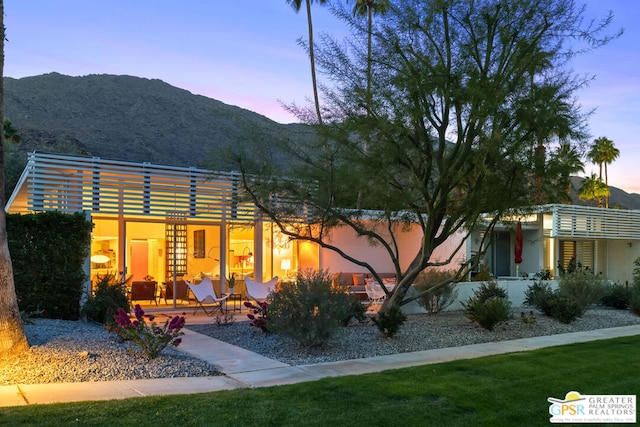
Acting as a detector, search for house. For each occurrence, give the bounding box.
[5,152,442,302]
[8,153,639,309]
[469,205,640,285]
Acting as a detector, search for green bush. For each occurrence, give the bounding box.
[558,270,606,313]
[413,268,459,314]
[8,211,92,319]
[372,305,407,338]
[81,272,130,324]
[549,296,583,324]
[473,280,507,303]
[600,283,631,310]
[524,281,556,316]
[267,270,361,347]
[462,295,512,331]
[629,294,640,316]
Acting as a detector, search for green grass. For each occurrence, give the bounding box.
[1,336,639,426]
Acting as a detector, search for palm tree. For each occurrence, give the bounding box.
[588,136,619,208]
[286,0,327,125]
[547,142,584,203]
[578,173,609,207]
[349,1,389,208]
[0,0,30,357]
[349,0,389,111]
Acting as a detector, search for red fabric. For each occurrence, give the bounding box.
[514,221,523,264]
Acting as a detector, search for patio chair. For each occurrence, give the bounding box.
[130,280,158,305]
[160,279,191,305]
[185,276,229,316]
[365,281,386,309]
[244,276,278,303]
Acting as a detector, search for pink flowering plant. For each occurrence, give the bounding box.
[106,304,186,359]
[244,300,269,332]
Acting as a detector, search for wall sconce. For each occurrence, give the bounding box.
[628,242,633,248]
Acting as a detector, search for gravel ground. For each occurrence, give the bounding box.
[189,307,640,366]
[0,319,219,386]
[2,307,639,386]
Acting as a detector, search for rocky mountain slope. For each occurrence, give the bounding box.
[4,72,639,209]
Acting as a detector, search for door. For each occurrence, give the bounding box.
[130,240,149,279]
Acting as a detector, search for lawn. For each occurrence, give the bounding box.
[1,335,638,427]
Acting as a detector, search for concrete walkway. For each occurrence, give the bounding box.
[1,321,639,408]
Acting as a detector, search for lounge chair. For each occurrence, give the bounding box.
[365,281,387,310]
[185,277,229,316]
[244,276,278,303]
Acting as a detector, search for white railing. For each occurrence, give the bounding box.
[18,152,255,221]
[551,204,640,240]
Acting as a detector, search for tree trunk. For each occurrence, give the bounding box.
[0,0,29,358]
[0,208,28,357]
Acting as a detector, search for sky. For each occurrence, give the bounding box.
[4,0,640,193]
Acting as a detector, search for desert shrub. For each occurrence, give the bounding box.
[472,265,492,282]
[535,269,552,280]
[340,295,368,325]
[520,310,536,324]
[558,270,606,313]
[600,282,631,310]
[549,296,583,324]
[413,269,459,314]
[629,294,640,316]
[372,305,407,338]
[81,272,130,324]
[462,295,512,331]
[267,270,359,347]
[524,281,556,316]
[473,280,508,303]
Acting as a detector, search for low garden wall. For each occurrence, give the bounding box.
[402,279,558,314]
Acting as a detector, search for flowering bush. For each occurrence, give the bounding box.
[106,304,185,359]
[244,300,269,332]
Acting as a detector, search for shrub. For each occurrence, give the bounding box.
[339,294,368,325]
[629,293,640,316]
[81,272,130,324]
[372,305,407,338]
[9,211,92,319]
[549,296,583,324]
[558,270,606,313]
[244,300,269,332]
[413,269,459,314]
[462,295,512,331]
[473,280,507,303]
[520,310,536,324]
[600,283,631,310]
[106,304,185,359]
[524,281,556,316]
[267,270,360,347]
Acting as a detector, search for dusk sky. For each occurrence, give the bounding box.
[4,1,639,194]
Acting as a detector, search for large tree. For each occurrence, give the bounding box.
[0,0,29,357]
[233,0,617,314]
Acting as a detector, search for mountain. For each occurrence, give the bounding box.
[568,176,640,210]
[4,72,640,210]
[4,72,313,168]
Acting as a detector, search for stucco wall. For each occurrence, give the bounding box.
[605,240,640,285]
[404,279,557,314]
[319,222,467,275]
